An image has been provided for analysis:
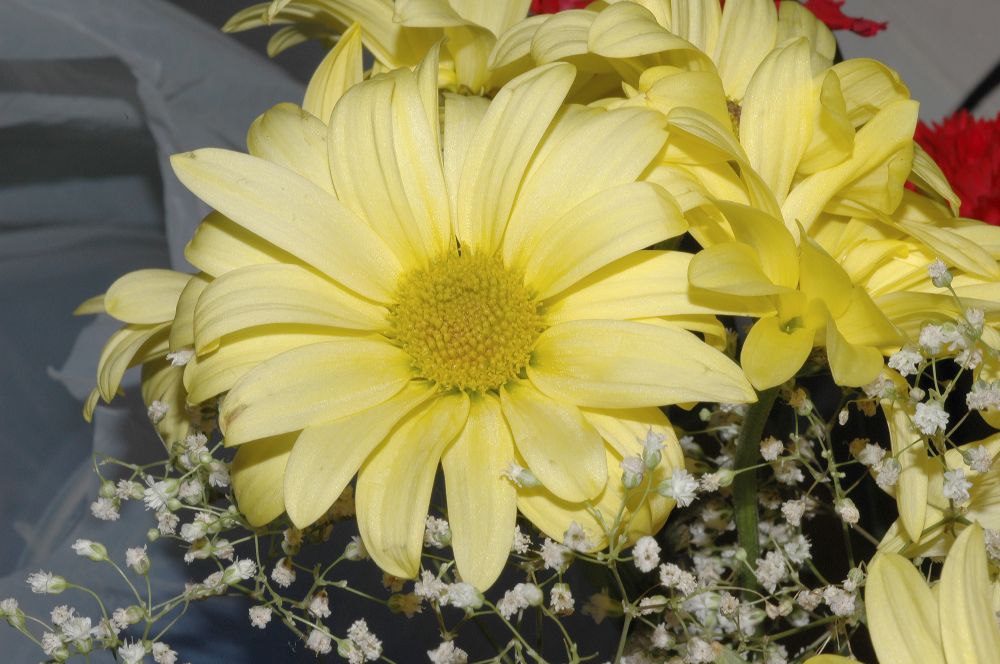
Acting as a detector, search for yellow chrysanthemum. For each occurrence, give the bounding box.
[225,0,533,94]
[171,56,754,589]
[866,524,1000,664]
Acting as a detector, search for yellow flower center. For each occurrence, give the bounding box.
[390,253,543,393]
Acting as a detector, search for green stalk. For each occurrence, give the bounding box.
[733,386,779,590]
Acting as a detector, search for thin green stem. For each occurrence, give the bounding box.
[733,386,780,590]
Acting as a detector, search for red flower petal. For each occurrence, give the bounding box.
[530,0,590,13]
[915,111,1000,225]
[801,0,887,37]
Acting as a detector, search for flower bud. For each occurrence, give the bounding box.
[99,480,117,499]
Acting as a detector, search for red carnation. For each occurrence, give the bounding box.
[800,0,887,37]
[915,110,1000,225]
[530,0,590,13]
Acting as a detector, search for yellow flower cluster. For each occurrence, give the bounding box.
[78,2,1000,629]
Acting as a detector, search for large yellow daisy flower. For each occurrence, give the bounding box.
[170,57,754,588]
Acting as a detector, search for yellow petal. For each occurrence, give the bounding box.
[184,212,298,278]
[639,68,731,130]
[444,24,496,93]
[588,2,706,64]
[545,250,774,325]
[308,0,437,69]
[82,387,100,423]
[522,182,686,299]
[171,148,402,302]
[393,0,467,27]
[193,263,386,353]
[739,38,814,204]
[783,99,919,231]
[666,107,782,219]
[940,524,1000,663]
[303,22,364,123]
[909,143,961,216]
[832,58,910,127]
[284,381,436,528]
[74,294,105,316]
[826,315,884,387]
[104,269,190,325]
[96,323,170,401]
[529,319,755,407]
[896,218,1000,281]
[777,1,835,64]
[835,287,901,348]
[356,393,470,579]
[503,105,668,270]
[168,273,209,352]
[141,359,189,447]
[220,337,413,444]
[799,236,853,317]
[882,396,931,543]
[866,553,945,664]
[716,200,799,289]
[247,103,333,193]
[327,69,451,269]
[500,380,607,502]
[488,14,547,71]
[799,70,855,174]
[456,63,575,254]
[741,316,815,390]
[529,9,595,65]
[670,0,721,55]
[232,433,297,527]
[442,93,490,218]
[688,242,787,297]
[442,394,518,590]
[184,329,338,405]
[713,0,777,99]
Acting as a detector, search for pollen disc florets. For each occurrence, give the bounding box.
[390,252,543,393]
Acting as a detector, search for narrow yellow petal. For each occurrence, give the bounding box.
[302,22,363,123]
[782,99,919,231]
[588,2,707,64]
[456,63,575,254]
[826,316,884,387]
[865,553,944,664]
[799,237,853,317]
[82,387,100,423]
[170,148,402,302]
[909,143,961,216]
[442,93,489,221]
[503,105,668,271]
[523,182,686,298]
[184,329,338,405]
[500,380,607,502]
[141,359,189,447]
[688,243,787,297]
[882,396,931,542]
[356,393,470,579]
[232,434,297,527]
[193,264,386,353]
[442,394,518,590]
[168,273,209,352]
[284,381,436,529]
[739,38,815,205]
[799,70,855,174]
[96,323,170,402]
[327,69,451,269]
[832,58,910,127]
[220,338,413,445]
[671,0,721,55]
[184,212,298,278]
[777,1,835,64]
[545,250,774,325]
[104,269,190,325]
[247,103,332,193]
[716,200,799,289]
[741,316,815,390]
[73,294,105,316]
[529,320,755,408]
[713,0,777,99]
[940,524,1000,662]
